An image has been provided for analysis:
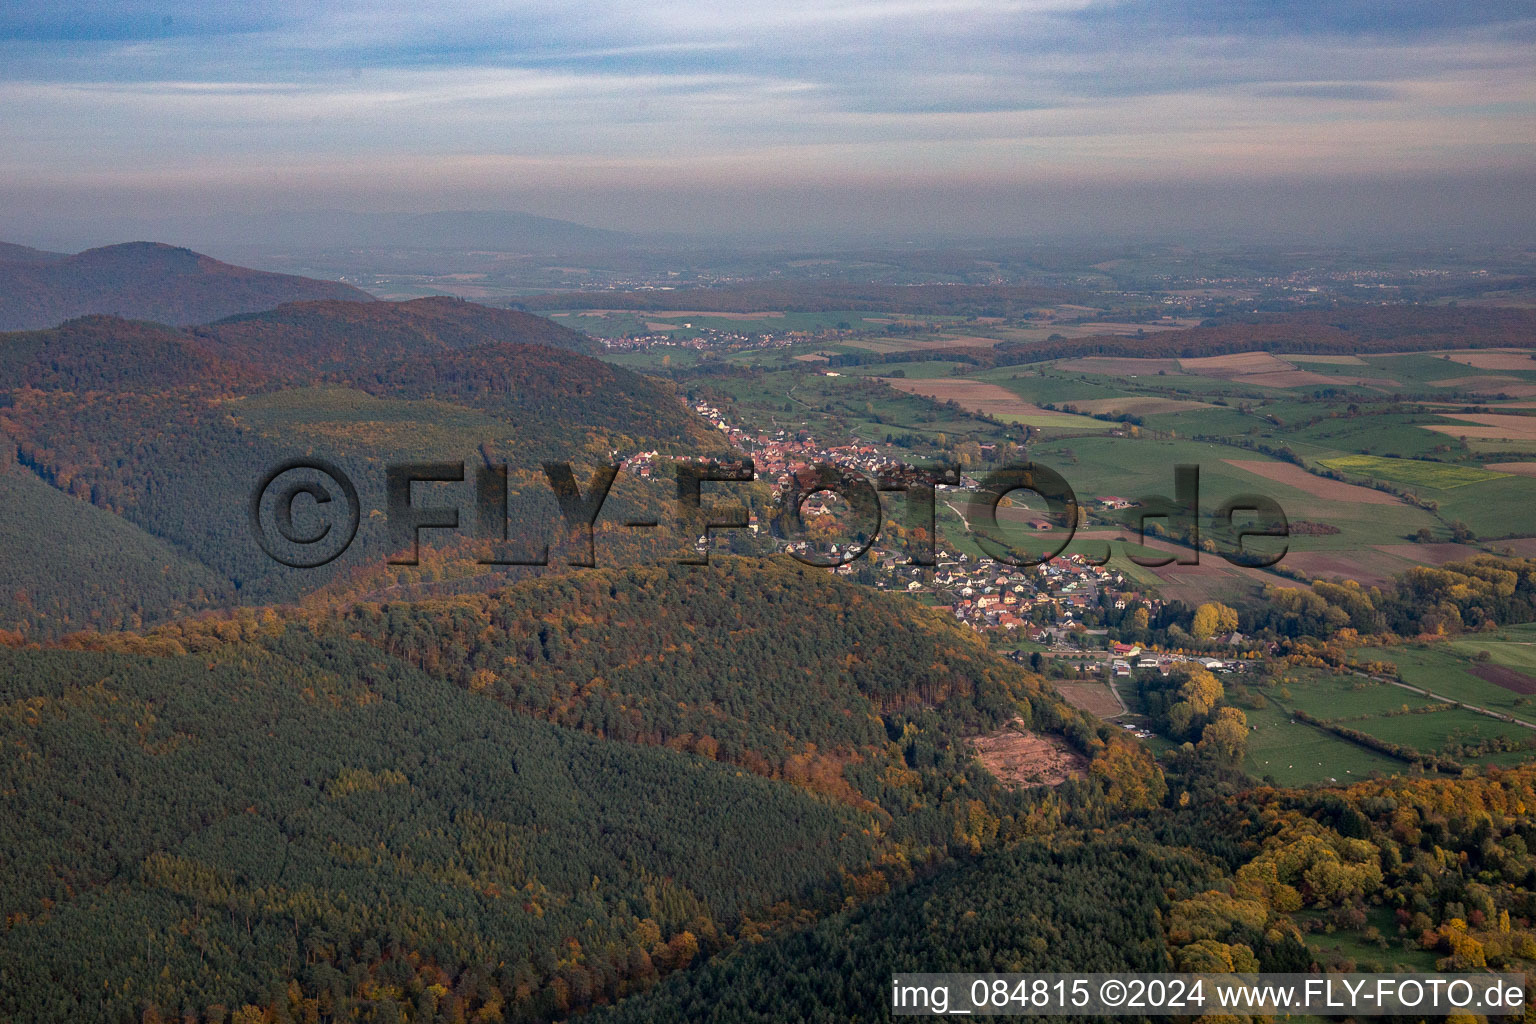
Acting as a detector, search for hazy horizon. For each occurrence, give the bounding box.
[3,1,1534,246]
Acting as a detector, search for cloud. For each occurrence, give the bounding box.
[0,0,1531,236]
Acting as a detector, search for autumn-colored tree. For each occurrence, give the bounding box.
[1191,602,1239,641]
[1089,738,1167,811]
[1178,669,1224,718]
[1166,890,1268,945]
[1198,707,1249,764]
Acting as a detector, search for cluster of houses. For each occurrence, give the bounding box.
[619,399,1269,716]
[893,553,1143,634]
[622,401,1185,640]
[599,328,811,354]
[627,402,977,497]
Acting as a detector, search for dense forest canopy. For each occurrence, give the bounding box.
[0,300,723,630]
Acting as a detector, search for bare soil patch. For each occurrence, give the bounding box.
[1280,550,1407,588]
[1150,565,1270,607]
[1222,460,1402,504]
[1180,352,1295,375]
[1426,414,1536,442]
[1424,426,1536,441]
[1374,543,1484,566]
[931,333,1013,347]
[969,720,1088,788]
[910,334,1012,350]
[880,377,1100,424]
[1443,351,1536,371]
[1488,462,1536,478]
[1066,530,1279,605]
[1053,682,1124,718]
[1229,369,1342,389]
[1472,663,1536,695]
[1428,375,1536,393]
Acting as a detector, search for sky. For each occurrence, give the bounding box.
[1,0,1534,243]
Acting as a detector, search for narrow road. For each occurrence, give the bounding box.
[944,500,971,532]
[1360,671,1536,730]
[1104,677,1130,719]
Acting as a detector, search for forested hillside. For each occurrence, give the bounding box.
[595,839,1214,1024]
[0,315,241,391]
[599,763,1536,1022]
[341,342,714,459]
[0,300,721,629]
[338,558,1094,839]
[0,242,372,331]
[1255,556,1536,639]
[0,558,1106,1022]
[15,584,1536,1021]
[198,296,601,371]
[0,242,66,264]
[0,635,881,1022]
[0,465,229,637]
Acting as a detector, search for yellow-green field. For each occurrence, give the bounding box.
[1319,454,1512,490]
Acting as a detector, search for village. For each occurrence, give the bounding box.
[619,397,1256,697]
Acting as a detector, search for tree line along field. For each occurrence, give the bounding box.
[1444,622,1536,672]
[1241,697,1407,786]
[1350,641,1536,720]
[1237,663,1536,787]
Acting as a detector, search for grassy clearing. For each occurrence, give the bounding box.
[1271,669,1441,721]
[1038,437,1436,549]
[1351,644,1536,717]
[231,388,511,457]
[1357,706,1533,756]
[841,360,968,378]
[1297,907,1440,972]
[1431,472,1536,525]
[1243,698,1406,786]
[1443,627,1536,673]
[1247,657,1536,783]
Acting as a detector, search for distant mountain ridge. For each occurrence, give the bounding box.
[15,210,629,255]
[0,241,65,264]
[0,241,373,331]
